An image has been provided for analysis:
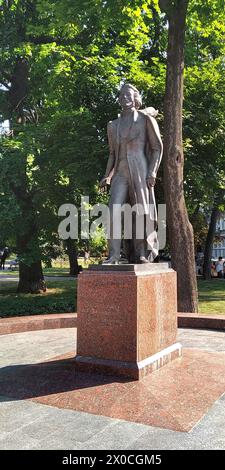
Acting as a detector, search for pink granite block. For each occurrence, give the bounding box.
[76,265,180,379]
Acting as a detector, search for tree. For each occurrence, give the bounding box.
[159,0,198,312]
[1,0,225,302]
[0,1,46,292]
[183,0,225,276]
[1,0,163,292]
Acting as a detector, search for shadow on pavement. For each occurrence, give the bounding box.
[0,357,131,402]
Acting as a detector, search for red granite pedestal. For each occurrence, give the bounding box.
[75,264,181,379]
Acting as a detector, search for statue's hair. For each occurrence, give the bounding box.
[119,83,142,109]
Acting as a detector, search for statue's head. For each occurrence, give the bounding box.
[119,83,142,110]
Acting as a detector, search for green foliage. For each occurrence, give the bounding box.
[1,0,225,268]
[0,279,76,317]
[0,0,165,263]
[89,226,108,256]
[183,0,225,218]
[1,276,225,317]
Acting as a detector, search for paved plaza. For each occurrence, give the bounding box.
[0,327,225,450]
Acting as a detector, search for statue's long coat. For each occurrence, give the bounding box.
[105,108,163,221]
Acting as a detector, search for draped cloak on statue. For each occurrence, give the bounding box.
[104,107,163,259]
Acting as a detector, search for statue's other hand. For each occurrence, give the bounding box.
[146,176,156,189]
[99,177,110,193]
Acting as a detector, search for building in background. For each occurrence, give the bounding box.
[213,215,225,258]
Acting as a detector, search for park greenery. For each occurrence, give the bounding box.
[1,1,225,311]
[0,275,224,317]
[0,278,76,316]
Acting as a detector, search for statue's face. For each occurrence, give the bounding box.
[120,87,135,109]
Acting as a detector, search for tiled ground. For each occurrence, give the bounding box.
[0,328,225,449]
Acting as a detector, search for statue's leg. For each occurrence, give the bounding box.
[134,238,146,259]
[132,213,147,262]
[108,175,129,261]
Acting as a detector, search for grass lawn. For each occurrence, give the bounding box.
[0,280,76,318]
[43,268,72,277]
[0,275,225,318]
[0,267,72,277]
[198,279,225,315]
[0,257,101,277]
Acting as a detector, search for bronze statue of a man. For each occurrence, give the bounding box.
[100,83,163,264]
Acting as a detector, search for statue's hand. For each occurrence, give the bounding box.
[146,176,156,189]
[99,176,111,193]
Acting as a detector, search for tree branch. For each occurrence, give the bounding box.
[26,35,75,46]
[159,0,172,13]
[159,0,189,17]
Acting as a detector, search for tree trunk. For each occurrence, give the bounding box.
[203,206,220,280]
[160,0,198,312]
[17,260,46,293]
[7,55,46,293]
[13,195,46,294]
[16,222,46,293]
[65,239,80,276]
[8,58,29,122]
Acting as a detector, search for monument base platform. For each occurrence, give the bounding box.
[76,263,182,380]
[75,342,182,380]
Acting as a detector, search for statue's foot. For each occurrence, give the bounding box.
[139,256,150,264]
[103,256,119,265]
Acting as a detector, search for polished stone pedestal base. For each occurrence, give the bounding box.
[75,263,181,380]
[75,342,182,379]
